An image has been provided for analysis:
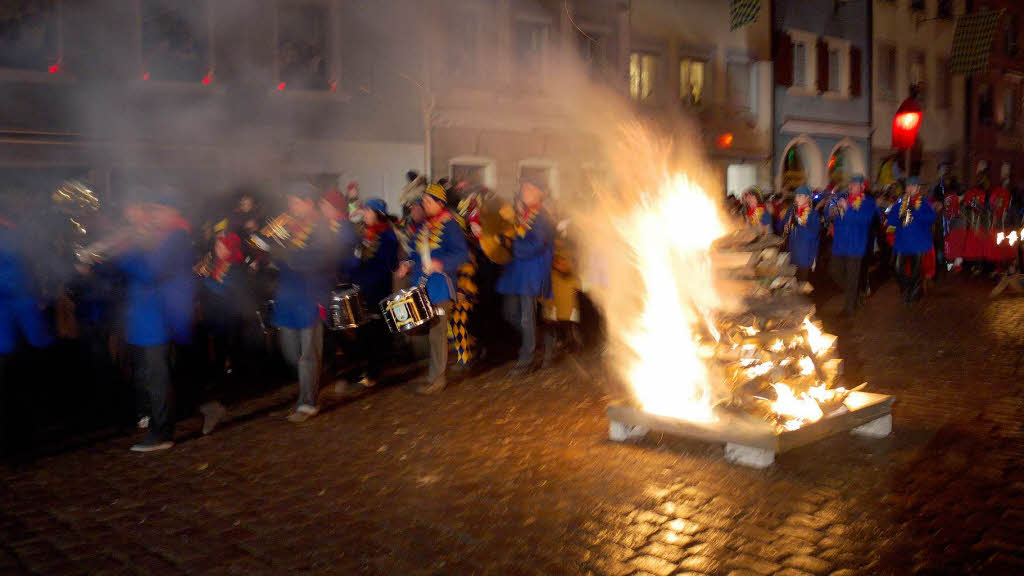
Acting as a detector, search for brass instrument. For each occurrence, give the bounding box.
[74,228,141,266]
[477,195,515,265]
[899,191,914,227]
[194,253,214,278]
[248,212,295,253]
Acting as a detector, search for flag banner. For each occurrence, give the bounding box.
[730,0,761,30]
[950,9,1004,76]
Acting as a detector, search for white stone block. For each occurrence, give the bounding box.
[724,443,775,468]
[851,414,892,438]
[609,420,649,442]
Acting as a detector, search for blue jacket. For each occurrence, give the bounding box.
[832,194,877,257]
[330,218,360,283]
[784,206,821,269]
[117,227,195,347]
[273,221,333,330]
[0,226,53,354]
[408,213,468,304]
[351,226,398,307]
[888,195,937,255]
[497,207,555,298]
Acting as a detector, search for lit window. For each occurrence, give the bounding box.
[679,59,705,106]
[629,52,659,103]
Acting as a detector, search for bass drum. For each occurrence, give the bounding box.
[380,286,436,334]
[327,283,365,331]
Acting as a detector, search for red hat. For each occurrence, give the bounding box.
[217,233,244,264]
[346,181,359,193]
[321,190,348,215]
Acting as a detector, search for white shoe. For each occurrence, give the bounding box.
[137,416,150,429]
[200,402,227,435]
[287,404,319,423]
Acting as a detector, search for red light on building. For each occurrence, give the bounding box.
[892,97,922,150]
[142,72,150,81]
[48,64,60,74]
[277,82,287,91]
[202,74,212,85]
[716,133,734,149]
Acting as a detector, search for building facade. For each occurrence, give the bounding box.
[964,0,1024,190]
[772,0,872,193]
[0,0,425,211]
[872,0,966,186]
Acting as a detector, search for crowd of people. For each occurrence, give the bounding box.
[0,174,581,456]
[733,165,1024,311]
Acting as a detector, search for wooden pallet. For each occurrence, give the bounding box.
[607,391,894,468]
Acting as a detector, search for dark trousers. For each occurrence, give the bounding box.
[896,253,924,303]
[132,344,174,443]
[830,255,863,314]
[504,294,538,367]
[356,318,390,381]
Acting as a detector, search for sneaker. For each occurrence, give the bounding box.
[415,378,446,395]
[200,402,227,435]
[287,404,319,423]
[130,440,173,453]
[137,416,150,430]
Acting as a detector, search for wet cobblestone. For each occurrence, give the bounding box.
[1,280,1023,575]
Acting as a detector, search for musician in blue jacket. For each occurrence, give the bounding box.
[349,198,398,388]
[1,213,54,461]
[116,191,194,452]
[397,184,468,394]
[272,182,333,422]
[497,179,554,372]
[783,186,821,283]
[830,175,876,315]
[887,176,937,303]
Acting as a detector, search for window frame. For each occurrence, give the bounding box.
[908,49,927,108]
[517,159,559,200]
[936,56,952,109]
[629,50,661,104]
[0,0,70,84]
[134,0,216,88]
[512,15,551,85]
[877,41,898,101]
[822,36,850,98]
[678,56,708,107]
[787,29,817,96]
[725,57,755,114]
[448,156,497,190]
[272,0,341,96]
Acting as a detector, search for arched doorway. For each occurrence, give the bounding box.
[827,139,867,190]
[777,136,825,192]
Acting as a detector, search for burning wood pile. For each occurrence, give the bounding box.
[702,228,857,432]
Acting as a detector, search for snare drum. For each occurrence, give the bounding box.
[327,283,365,330]
[380,286,436,334]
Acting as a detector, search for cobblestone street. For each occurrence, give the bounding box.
[1,279,1023,576]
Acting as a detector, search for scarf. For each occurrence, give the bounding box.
[514,203,541,238]
[795,204,810,226]
[746,205,765,227]
[418,209,452,252]
[848,191,864,211]
[361,221,390,260]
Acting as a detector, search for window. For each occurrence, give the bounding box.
[909,50,926,106]
[828,49,841,92]
[937,57,952,109]
[679,58,705,106]
[277,2,331,91]
[447,11,479,79]
[629,52,659,103]
[937,0,953,19]
[140,0,209,82]
[879,44,897,99]
[518,162,558,199]
[793,41,807,87]
[0,0,59,71]
[1006,15,1019,58]
[577,32,605,75]
[727,61,752,112]
[450,158,496,189]
[514,20,548,78]
[1003,82,1018,131]
[979,83,994,126]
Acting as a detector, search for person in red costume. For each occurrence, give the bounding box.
[985,184,1017,268]
[960,184,988,266]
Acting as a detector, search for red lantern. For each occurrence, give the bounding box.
[892,97,922,150]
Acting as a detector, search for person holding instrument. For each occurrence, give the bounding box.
[396,184,468,395]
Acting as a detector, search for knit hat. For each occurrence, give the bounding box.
[850,174,866,184]
[906,176,921,186]
[794,185,812,197]
[364,197,387,214]
[424,183,447,204]
[743,185,764,204]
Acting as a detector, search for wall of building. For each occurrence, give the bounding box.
[872,0,966,185]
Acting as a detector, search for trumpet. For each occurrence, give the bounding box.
[899,192,914,227]
[248,212,295,253]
